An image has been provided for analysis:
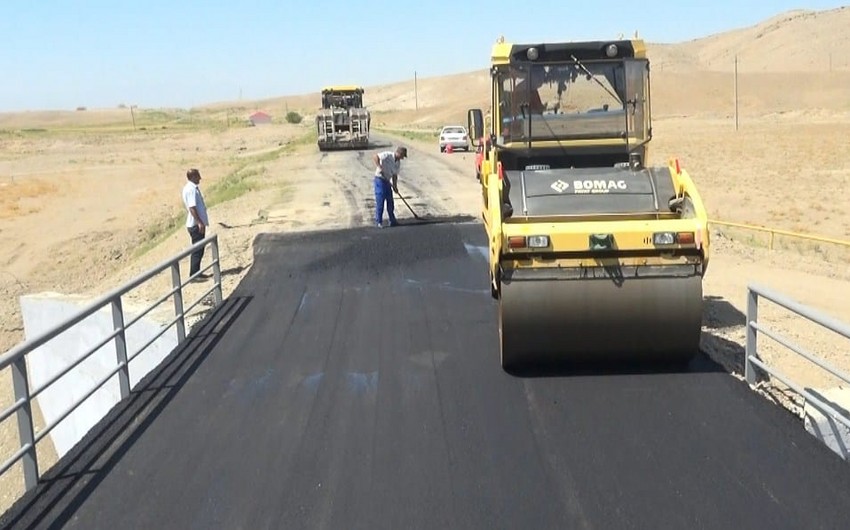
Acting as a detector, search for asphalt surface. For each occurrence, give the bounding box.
[3,221,850,530]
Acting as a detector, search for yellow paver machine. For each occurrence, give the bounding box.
[468,38,710,370]
[316,85,371,151]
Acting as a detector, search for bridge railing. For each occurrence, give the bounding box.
[0,235,223,492]
[746,283,850,433]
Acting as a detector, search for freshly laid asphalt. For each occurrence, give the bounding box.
[3,219,850,530]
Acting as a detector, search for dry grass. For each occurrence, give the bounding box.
[0,179,59,219]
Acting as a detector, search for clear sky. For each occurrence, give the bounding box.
[1,1,846,111]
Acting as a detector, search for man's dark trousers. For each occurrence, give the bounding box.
[374,177,397,226]
[188,226,205,276]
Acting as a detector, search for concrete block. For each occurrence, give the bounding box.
[804,387,850,462]
[19,292,179,458]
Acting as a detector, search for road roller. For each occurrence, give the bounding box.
[467,37,710,370]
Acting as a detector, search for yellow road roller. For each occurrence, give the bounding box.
[467,38,710,370]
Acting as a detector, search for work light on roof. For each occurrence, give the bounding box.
[605,44,618,58]
[527,47,539,60]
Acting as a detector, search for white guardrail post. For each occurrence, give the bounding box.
[746,287,759,385]
[171,263,187,342]
[212,238,223,305]
[111,297,131,399]
[11,356,38,490]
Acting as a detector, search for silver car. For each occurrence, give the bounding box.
[439,125,470,152]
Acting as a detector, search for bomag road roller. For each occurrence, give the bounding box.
[316,85,371,151]
[467,38,710,371]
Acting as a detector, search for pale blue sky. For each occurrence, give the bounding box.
[0,1,845,111]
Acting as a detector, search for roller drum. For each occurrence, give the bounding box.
[499,270,703,369]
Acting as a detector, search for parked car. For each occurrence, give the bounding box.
[438,125,469,152]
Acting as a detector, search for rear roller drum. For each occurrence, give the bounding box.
[498,273,703,370]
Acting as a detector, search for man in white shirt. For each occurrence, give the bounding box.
[372,146,407,227]
[182,168,210,280]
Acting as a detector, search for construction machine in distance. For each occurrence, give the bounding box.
[316,85,371,151]
[467,37,710,371]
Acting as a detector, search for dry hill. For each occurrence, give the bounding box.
[2,7,849,128]
[650,7,850,72]
[237,6,850,127]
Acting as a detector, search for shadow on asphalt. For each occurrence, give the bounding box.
[0,296,252,530]
[503,350,727,379]
[390,214,478,227]
[366,140,395,149]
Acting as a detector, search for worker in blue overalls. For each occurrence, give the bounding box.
[372,146,407,227]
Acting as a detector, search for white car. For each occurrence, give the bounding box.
[439,125,470,152]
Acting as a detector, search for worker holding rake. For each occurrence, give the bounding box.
[372,146,407,227]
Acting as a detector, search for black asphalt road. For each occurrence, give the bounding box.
[3,220,850,530]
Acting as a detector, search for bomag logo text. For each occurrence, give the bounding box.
[573,179,627,194]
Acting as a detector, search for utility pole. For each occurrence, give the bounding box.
[130,105,136,131]
[414,71,418,111]
[734,55,739,131]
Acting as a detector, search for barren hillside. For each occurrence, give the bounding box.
[240,6,850,127]
[2,7,849,129]
[650,7,850,72]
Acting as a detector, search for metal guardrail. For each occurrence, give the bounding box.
[710,220,850,251]
[745,283,850,432]
[0,235,223,492]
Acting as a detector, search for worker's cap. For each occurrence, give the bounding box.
[396,146,408,159]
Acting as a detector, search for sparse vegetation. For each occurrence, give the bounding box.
[282,131,316,151]
[285,111,303,124]
[131,132,314,258]
[133,165,268,258]
[206,166,266,206]
[373,127,439,143]
[712,226,850,263]
[0,179,58,219]
[134,212,185,257]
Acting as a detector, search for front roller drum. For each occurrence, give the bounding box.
[498,273,703,370]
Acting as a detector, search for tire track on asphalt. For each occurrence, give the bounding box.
[331,171,367,228]
[312,149,371,228]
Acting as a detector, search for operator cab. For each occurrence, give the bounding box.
[321,87,365,110]
[470,40,652,171]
